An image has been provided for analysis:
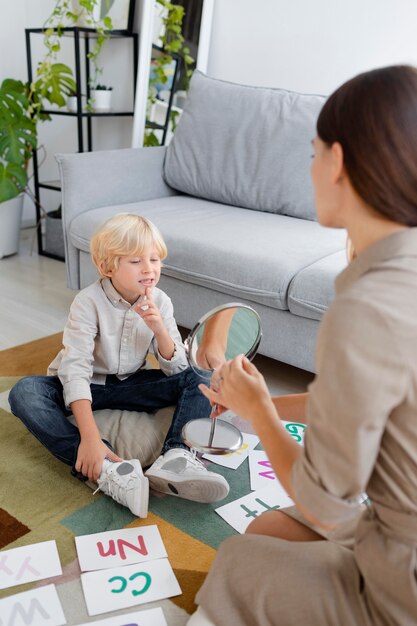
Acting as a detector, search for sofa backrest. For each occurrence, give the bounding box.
[164,71,325,221]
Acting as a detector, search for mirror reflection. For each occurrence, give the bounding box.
[182,303,262,454]
[186,304,262,375]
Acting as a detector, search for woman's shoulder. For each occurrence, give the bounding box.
[324,265,417,353]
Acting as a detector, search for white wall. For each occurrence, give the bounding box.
[207,0,417,94]
[4,0,417,226]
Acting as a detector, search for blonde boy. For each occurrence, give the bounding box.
[9,214,229,518]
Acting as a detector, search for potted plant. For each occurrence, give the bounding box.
[0,65,75,258]
[0,0,112,258]
[90,83,113,111]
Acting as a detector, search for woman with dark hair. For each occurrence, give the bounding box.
[187,65,417,625]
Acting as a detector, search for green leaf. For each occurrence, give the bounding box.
[35,62,76,106]
[144,131,161,147]
[0,79,37,165]
[0,162,27,202]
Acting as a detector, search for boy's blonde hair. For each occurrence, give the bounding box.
[90,213,168,276]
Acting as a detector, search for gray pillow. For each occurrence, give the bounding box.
[164,71,325,221]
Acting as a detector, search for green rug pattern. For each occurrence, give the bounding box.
[0,375,254,623]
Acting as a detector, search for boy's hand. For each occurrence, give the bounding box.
[134,288,175,360]
[134,288,166,336]
[75,436,122,482]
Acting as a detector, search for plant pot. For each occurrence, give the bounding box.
[67,95,86,112]
[44,209,65,258]
[0,194,24,259]
[90,89,113,112]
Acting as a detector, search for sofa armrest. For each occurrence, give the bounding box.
[55,146,178,289]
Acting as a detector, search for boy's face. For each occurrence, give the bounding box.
[106,248,162,304]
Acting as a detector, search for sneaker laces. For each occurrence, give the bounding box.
[183,448,207,471]
[94,469,135,506]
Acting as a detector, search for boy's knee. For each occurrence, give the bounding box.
[9,376,45,411]
[182,367,209,387]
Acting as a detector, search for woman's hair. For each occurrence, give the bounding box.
[317,65,417,226]
[90,213,168,276]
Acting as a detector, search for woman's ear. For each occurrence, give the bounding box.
[331,142,345,183]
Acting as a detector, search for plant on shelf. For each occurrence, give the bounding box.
[0,0,113,257]
[0,0,113,204]
[90,83,113,111]
[144,0,195,147]
[44,1,113,111]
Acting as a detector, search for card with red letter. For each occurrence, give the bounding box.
[75,525,167,572]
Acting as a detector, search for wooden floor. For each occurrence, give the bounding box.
[0,228,75,351]
[0,229,313,394]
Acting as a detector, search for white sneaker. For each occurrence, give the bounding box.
[96,459,149,518]
[145,448,229,503]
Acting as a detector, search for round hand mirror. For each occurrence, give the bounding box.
[182,303,262,454]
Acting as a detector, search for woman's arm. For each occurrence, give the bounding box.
[271,392,308,422]
[200,358,327,528]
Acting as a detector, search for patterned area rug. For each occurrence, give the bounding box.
[0,334,254,625]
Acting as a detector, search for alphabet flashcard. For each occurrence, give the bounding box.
[215,484,294,533]
[75,525,167,572]
[202,432,260,468]
[80,558,182,616]
[0,540,62,590]
[0,584,66,626]
[282,420,307,445]
[248,450,278,491]
[74,606,168,626]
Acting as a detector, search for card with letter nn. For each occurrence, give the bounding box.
[215,484,294,534]
[75,606,168,626]
[81,558,181,616]
[75,525,167,572]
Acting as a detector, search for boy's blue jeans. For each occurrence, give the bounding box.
[8,367,211,471]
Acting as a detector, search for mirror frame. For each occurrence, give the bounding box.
[184,302,262,372]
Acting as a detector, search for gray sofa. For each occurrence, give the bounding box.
[56,71,347,373]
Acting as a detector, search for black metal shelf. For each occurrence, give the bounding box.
[26,27,139,261]
[41,109,135,117]
[38,180,61,191]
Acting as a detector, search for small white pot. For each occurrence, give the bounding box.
[0,194,24,259]
[67,95,86,112]
[90,89,113,112]
[67,95,78,112]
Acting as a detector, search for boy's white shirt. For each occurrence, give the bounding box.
[48,278,188,408]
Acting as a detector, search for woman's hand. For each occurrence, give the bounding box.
[75,436,122,482]
[196,338,227,370]
[199,354,274,424]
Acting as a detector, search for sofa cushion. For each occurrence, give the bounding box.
[70,195,346,312]
[288,250,348,321]
[164,71,325,221]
